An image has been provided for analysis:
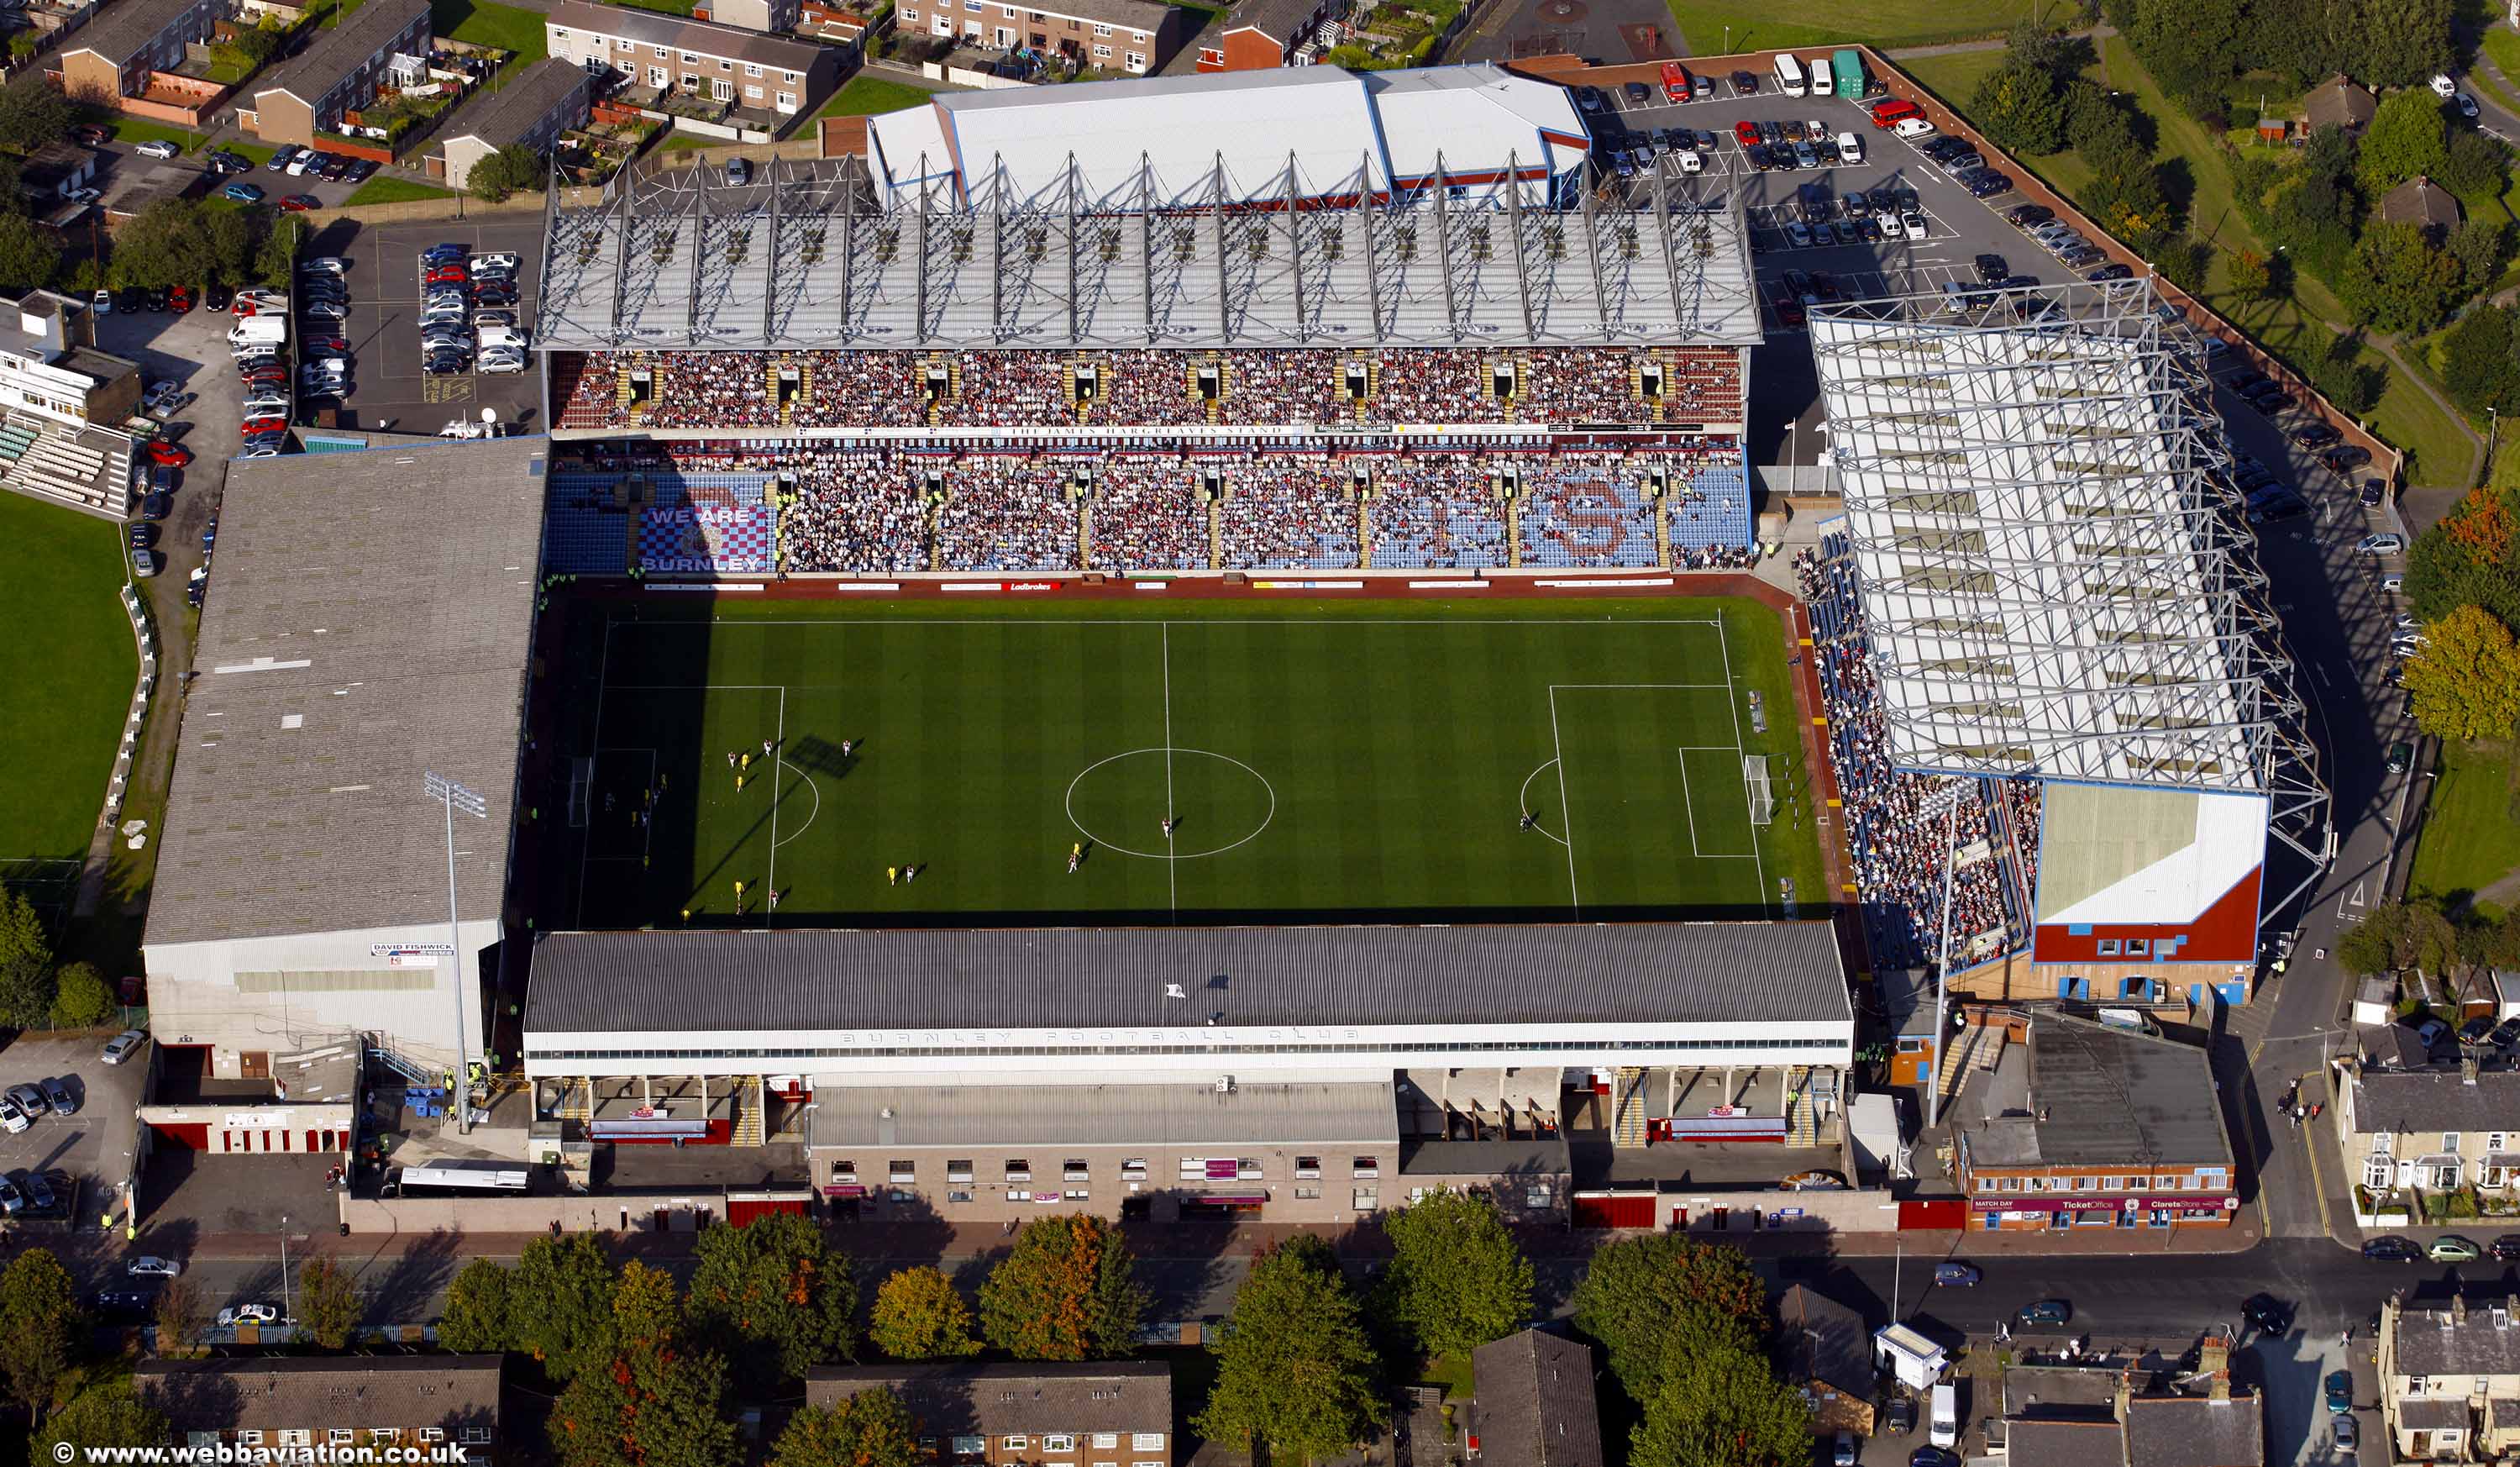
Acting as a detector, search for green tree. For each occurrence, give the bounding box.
[0,891,55,1034]
[511,1232,619,1384]
[1570,1233,1766,1400]
[687,1210,858,1381]
[2339,903,2409,975]
[35,1380,165,1455]
[0,77,71,153]
[436,1258,515,1355]
[1194,1235,1388,1459]
[2338,0,2452,88]
[0,212,56,294]
[2440,306,2520,419]
[252,213,300,288]
[108,199,217,290]
[2082,129,2173,245]
[549,1263,739,1467]
[201,207,257,292]
[2360,90,2451,193]
[977,1214,1146,1361]
[469,144,544,202]
[1626,1305,1812,1467]
[0,1248,80,1422]
[1373,1189,1532,1363]
[2225,249,2272,302]
[2342,219,2467,333]
[296,1253,362,1349]
[868,1265,979,1361]
[2447,220,2510,295]
[768,1389,921,1467]
[2406,604,2520,743]
[154,1276,203,1356]
[1971,53,2070,156]
[2438,129,2509,200]
[2304,331,2383,416]
[48,963,113,1031]
[231,23,285,66]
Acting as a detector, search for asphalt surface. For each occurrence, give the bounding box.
[289,216,548,435]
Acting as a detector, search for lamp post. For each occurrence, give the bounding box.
[279,1214,291,1325]
[1919,780,1972,1131]
[423,771,486,1133]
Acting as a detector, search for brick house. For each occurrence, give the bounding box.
[239,0,431,148]
[804,1362,1173,1466]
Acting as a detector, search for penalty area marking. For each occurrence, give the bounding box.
[1064,748,1277,861]
[1515,760,1569,847]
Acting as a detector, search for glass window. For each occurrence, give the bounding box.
[1352,1156,1379,1177]
[1092,20,1109,33]
[1294,1155,1321,1177]
[1064,1159,1090,1180]
[951,1437,985,1459]
[1092,43,1110,55]
[2096,939,2120,955]
[2125,938,2150,956]
[1132,1436,1166,1451]
[746,61,763,75]
[776,91,795,108]
[830,1159,855,1179]
[888,1159,915,1181]
[1005,1159,1032,1181]
[2448,1133,2464,1153]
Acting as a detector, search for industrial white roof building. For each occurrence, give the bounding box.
[862,63,1595,207]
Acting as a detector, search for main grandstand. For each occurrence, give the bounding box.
[1797,280,2326,1009]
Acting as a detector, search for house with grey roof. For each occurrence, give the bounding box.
[1471,1328,1603,1467]
[2381,174,2465,239]
[241,0,430,148]
[431,55,594,192]
[2304,75,2377,134]
[1952,1010,2239,1232]
[805,1363,1173,1464]
[139,438,543,1089]
[136,1356,502,1451]
[1778,1284,1875,1435]
[2002,1336,2263,1467]
[2381,1291,2520,1461]
[543,0,840,118]
[2337,1056,2520,1204]
[50,0,229,121]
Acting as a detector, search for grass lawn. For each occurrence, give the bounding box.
[813,74,932,120]
[1663,0,2034,54]
[223,141,277,166]
[346,176,455,204]
[1895,50,2008,113]
[561,597,1821,929]
[655,131,717,152]
[1420,1351,1476,1401]
[108,119,205,153]
[0,493,136,886]
[2410,737,2520,902]
[428,0,548,61]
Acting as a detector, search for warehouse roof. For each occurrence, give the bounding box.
[524,920,1851,1034]
[144,439,543,949]
[1965,1013,2230,1170]
[255,0,428,106]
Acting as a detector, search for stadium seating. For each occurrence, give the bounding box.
[1217,460,1360,570]
[1516,459,1659,569]
[1366,455,1506,570]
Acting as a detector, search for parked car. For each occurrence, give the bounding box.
[135,139,181,160]
[92,1286,160,1319]
[221,181,264,203]
[2006,203,2055,227]
[2087,263,2134,281]
[2359,533,2407,555]
[2431,1234,2482,1262]
[2292,422,2343,448]
[2333,1416,2360,1454]
[101,1028,145,1065]
[217,1303,280,1326]
[1730,69,1757,95]
[2018,1299,2072,1325]
[2325,1370,2354,1412]
[1933,1262,1981,1286]
[39,1078,73,1116]
[723,156,751,186]
[2459,92,2481,119]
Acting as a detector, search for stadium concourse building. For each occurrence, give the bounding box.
[1805,282,2326,1012]
[139,440,545,1096]
[521,923,1855,1225]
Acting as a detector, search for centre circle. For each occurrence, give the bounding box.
[1064,748,1277,860]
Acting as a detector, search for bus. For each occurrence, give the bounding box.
[1772,52,1806,97]
[384,1160,532,1196]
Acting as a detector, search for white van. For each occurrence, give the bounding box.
[1676,149,1704,175]
[227,318,286,347]
[1929,1383,1958,1449]
[1809,54,1832,97]
[1835,130,1862,164]
[1772,52,1806,97]
[1893,116,1936,140]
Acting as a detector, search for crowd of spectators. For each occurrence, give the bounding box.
[1798,537,2023,972]
[932,456,1084,570]
[776,449,931,574]
[554,348,1744,431]
[1088,460,1210,571]
[2000,776,2044,909]
[554,353,619,430]
[1517,455,1657,568]
[1366,455,1507,569]
[1218,458,1362,570]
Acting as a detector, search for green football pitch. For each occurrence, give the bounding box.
[563,597,1824,927]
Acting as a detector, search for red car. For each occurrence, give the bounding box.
[239,371,286,388]
[144,440,192,467]
[424,266,468,285]
[1733,118,1761,147]
[240,416,286,437]
[302,335,349,355]
[279,194,318,212]
[168,286,192,313]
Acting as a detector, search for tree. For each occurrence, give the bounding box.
[252,213,300,289]
[1971,53,2070,156]
[2124,0,2246,107]
[2448,220,2512,296]
[977,1214,1146,1361]
[2360,91,2452,193]
[201,207,257,293]
[1626,1305,1813,1467]
[0,1248,80,1422]
[469,144,543,202]
[108,199,218,290]
[1194,1235,1388,1459]
[297,1252,362,1349]
[0,890,55,1033]
[511,1231,620,1385]
[2339,903,2410,975]
[2406,604,2520,743]
[2304,331,2384,416]
[1570,1233,1766,1400]
[2439,129,2510,200]
[1373,1189,1532,1363]
[2439,306,2520,419]
[687,1210,858,1381]
[0,212,55,295]
[2338,0,2453,88]
[437,1258,515,1355]
[549,1263,739,1467]
[868,1266,979,1361]
[769,1390,921,1467]
[2082,129,2173,246]
[34,1380,165,1456]
[0,76,71,154]
[49,963,113,1031]
[2342,219,2467,334]
[154,1276,203,1356]
[2226,249,2272,302]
